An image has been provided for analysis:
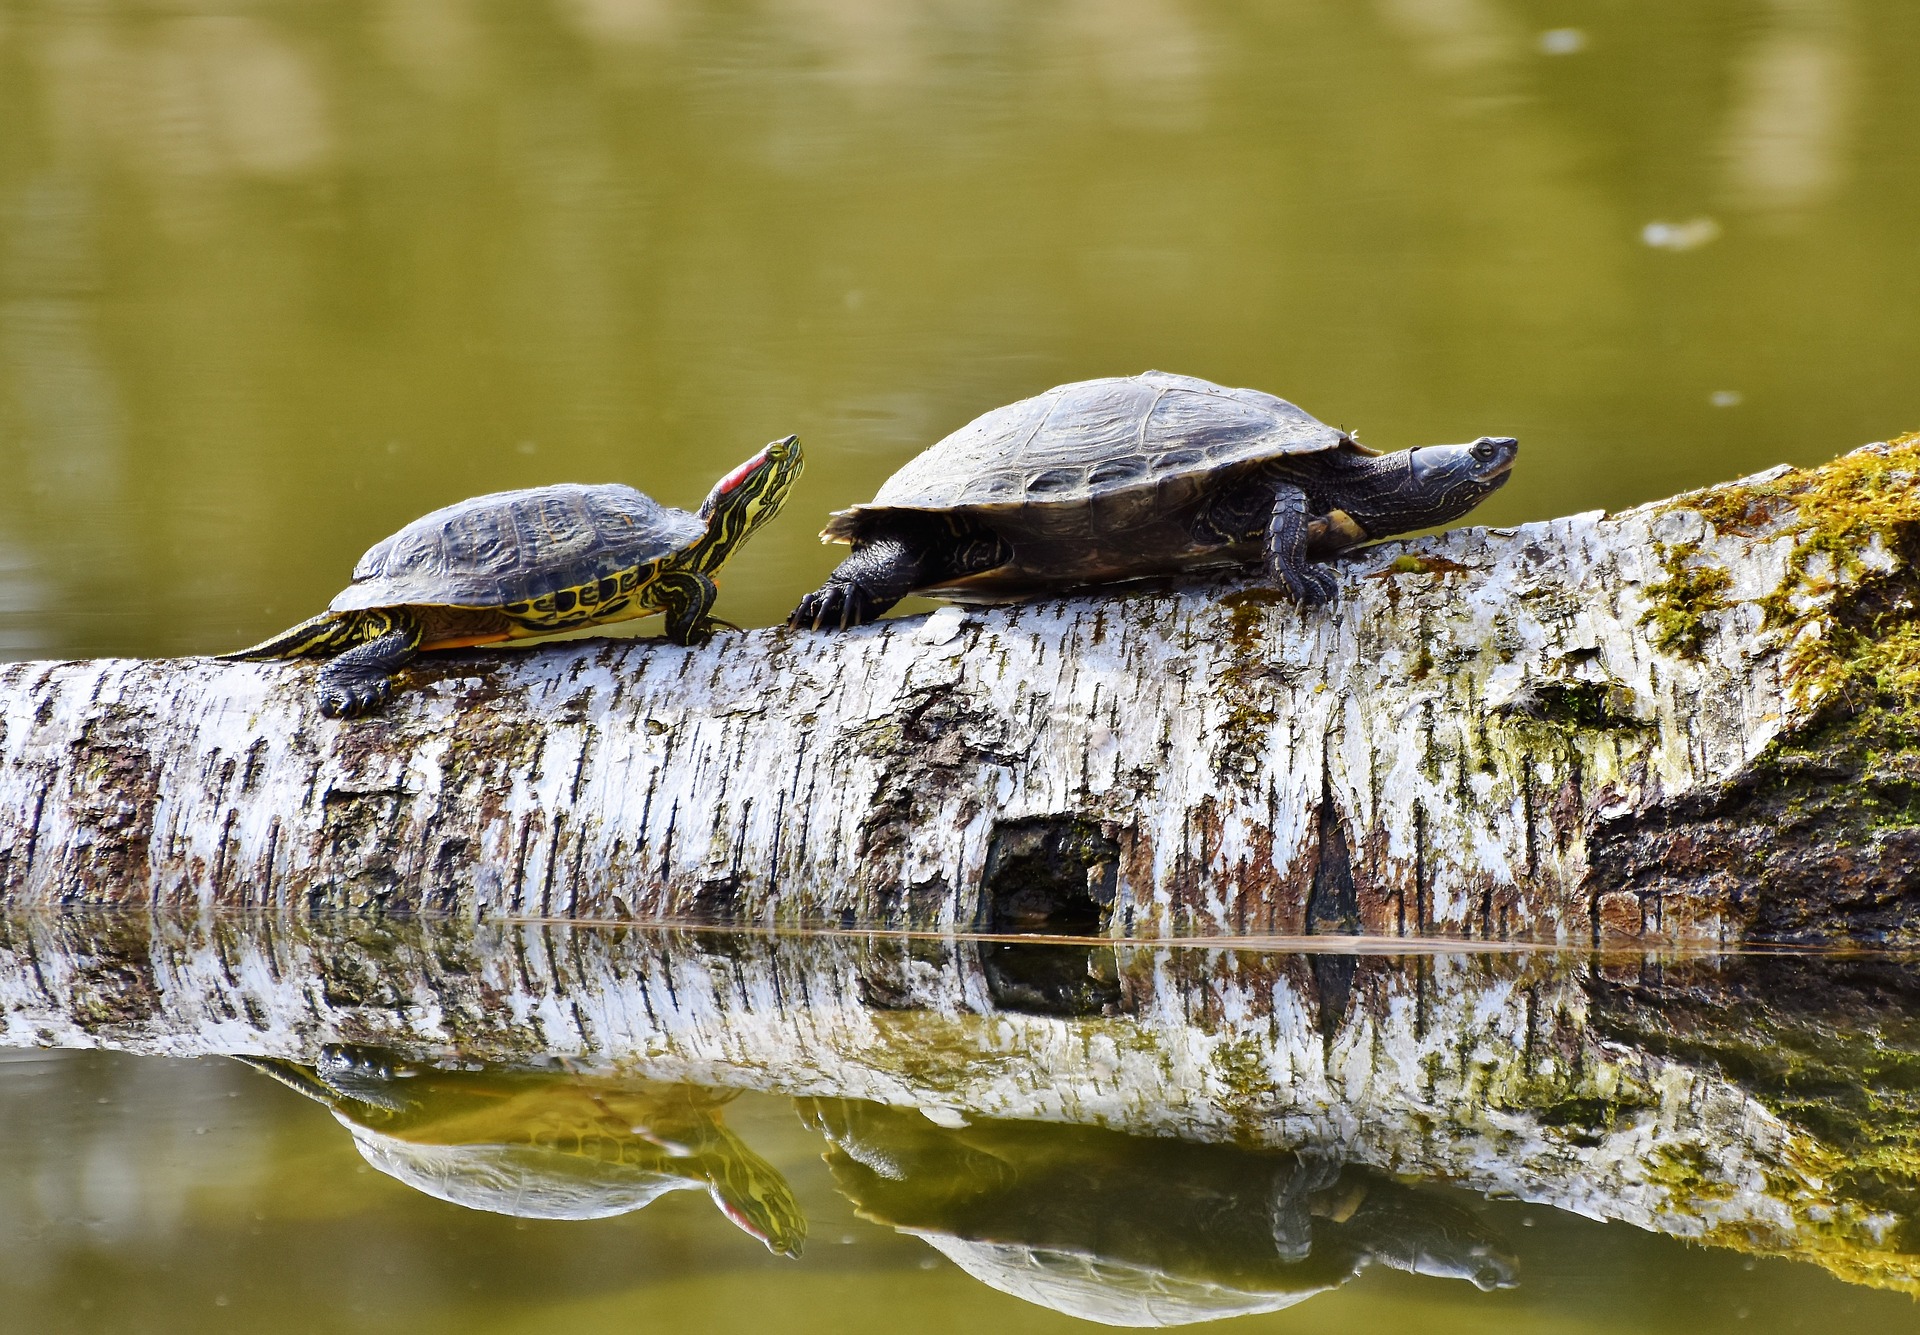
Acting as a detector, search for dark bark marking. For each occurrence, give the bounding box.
[1305,761,1358,936]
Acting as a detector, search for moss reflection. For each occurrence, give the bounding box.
[237,1047,806,1256]
[799,1097,1515,1326]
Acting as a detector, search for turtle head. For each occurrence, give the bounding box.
[1343,436,1517,537]
[697,435,805,557]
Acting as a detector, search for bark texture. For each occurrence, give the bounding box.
[1,439,1918,942]
[3,911,1916,1294]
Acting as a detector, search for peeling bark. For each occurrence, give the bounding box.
[3,911,1916,1294]
[1,442,1917,942]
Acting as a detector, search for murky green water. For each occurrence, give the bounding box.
[1,1,1917,657]
[4,923,1920,1333]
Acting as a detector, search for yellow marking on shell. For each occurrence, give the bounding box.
[498,564,666,635]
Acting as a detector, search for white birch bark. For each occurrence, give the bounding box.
[0,445,1905,941]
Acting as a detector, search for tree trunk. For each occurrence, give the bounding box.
[1,437,1917,943]
[3,911,1914,1294]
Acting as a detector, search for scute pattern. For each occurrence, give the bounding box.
[331,483,705,611]
[863,371,1350,513]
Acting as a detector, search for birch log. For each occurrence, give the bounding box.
[3,912,1915,1294]
[0,438,1917,943]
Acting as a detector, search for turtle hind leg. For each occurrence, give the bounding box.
[317,629,419,719]
[1266,483,1339,607]
[790,537,925,631]
[790,527,1006,632]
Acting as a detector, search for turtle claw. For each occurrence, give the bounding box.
[789,582,879,632]
[319,675,393,720]
[1277,563,1340,608]
[316,629,415,718]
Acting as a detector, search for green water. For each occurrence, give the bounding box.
[1,1,1917,656]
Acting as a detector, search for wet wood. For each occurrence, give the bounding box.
[0,441,1915,943]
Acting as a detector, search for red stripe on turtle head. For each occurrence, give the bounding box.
[714,450,770,497]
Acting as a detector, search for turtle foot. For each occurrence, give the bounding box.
[668,618,720,647]
[1276,563,1340,608]
[788,581,889,631]
[319,675,393,719]
[315,629,416,719]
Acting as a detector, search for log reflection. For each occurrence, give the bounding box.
[2,912,1918,1296]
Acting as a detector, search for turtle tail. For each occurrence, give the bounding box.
[220,611,366,661]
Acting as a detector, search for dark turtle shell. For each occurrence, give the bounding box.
[330,483,704,612]
[824,370,1372,541]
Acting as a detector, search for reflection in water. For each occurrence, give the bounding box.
[234,1039,1516,1325]
[1723,0,1857,216]
[802,1098,1515,1326]
[3,919,1920,1328]
[238,1048,807,1256]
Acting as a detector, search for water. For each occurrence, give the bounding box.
[0,1,1916,658]
[4,2,1919,1329]
[0,921,1917,1331]
[0,917,1918,1331]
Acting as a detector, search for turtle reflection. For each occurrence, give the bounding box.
[800,1099,1514,1326]
[239,1047,805,1256]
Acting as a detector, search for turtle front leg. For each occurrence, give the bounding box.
[788,537,930,631]
[317,627,420,719]
[1266,483,1340,607]
[654,570,722,645]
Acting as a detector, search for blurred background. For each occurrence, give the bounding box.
[0,0,1914,654]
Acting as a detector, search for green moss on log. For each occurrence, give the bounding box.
[1639,542,1734,660]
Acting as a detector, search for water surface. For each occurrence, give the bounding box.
[0,0,1916,655]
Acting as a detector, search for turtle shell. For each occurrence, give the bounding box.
[824,370,1370,540]
[823,371,1373,595]
[330,483,704,612]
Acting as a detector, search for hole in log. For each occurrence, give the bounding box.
[975,815,1119,934]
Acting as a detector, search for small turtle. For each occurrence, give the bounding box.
[789,373,1515,629]
[227,435,803,718]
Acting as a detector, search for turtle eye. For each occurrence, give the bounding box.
[1471,439,1497,462]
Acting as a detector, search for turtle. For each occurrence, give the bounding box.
[236,1049,808,1256]
[797,1097,1516,1325]
[226,435,803,718]
[788,372,1516,630]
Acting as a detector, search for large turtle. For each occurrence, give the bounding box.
[789,372,1515,629]
[227,435,803,718]
[237,1049,807,1256]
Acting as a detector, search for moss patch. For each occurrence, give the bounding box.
[1639,542,1734,660]
[1682,433,1920,716]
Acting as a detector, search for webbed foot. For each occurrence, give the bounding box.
[317,630,416,719]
